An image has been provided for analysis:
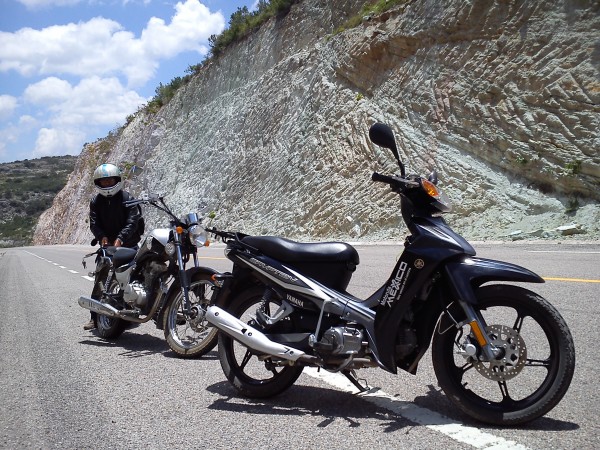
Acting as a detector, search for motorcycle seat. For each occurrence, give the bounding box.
[242,236,359,265]
[112,247,138,267]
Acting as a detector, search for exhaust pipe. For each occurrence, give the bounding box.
[206,306,306,362]
[78,296,120,317]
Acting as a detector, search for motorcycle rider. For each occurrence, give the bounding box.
[83,163,143,330]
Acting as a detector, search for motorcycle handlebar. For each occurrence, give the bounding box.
[205,227,239,242]
[124,193,162,206]
[371,172,398,185]
[371,172,420,190]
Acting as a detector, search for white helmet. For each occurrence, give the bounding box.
[93,164,122,197]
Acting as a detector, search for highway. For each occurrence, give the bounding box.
[0,242,598,449]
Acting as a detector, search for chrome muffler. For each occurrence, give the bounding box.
[206,306,306,362]
[78,296,120,317]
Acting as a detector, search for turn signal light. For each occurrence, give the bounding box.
[421,179,440,198]
[176,226,184,234]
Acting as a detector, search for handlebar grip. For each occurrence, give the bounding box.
[371,172,397,184]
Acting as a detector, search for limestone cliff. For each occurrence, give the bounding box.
[34,0,600,245]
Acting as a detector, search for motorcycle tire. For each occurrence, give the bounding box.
[432,284,575,425]
[163,273,218,358]
[95,278,127,340]
[218,287,304,398]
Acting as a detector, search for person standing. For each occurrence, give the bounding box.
[83,163,143,330]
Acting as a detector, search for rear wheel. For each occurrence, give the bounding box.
[432,284,575,425]
[218,288,304,398]
[163,274,218,358]
[95,278,127,339]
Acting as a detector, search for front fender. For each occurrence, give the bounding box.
[166,266,219,296]
[155,266,220,327]
[445,257,544,304]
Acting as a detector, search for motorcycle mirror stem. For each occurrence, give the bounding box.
[428,170,438,185]
[369,123,406,177]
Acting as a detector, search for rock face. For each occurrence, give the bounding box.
[34,0,600,245]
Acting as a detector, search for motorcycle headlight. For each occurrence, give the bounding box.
[188,224,207,247]
[186,212,199,225]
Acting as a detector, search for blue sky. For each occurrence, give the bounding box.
[0,0,257,163]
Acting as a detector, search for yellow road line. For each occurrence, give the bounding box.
[198,256,228,261]
[544,277,600,283]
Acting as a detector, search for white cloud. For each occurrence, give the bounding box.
[0,0,225,86]
[24,76,147,125]
[24,77,72,105]
[142,0,224,58]
[19,115,39,128]
[33,127,86,157]
[54,76,148,126]
[17,0,81,9]
[0,95,18,120]
[12,75,147,158]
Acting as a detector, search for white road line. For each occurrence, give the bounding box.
[82,276,94,281]
[527,250,600,254]
[23,250,86,278]
[304,368,530,450]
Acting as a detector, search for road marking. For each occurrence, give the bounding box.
[82,276,94,281]
[543,277,600,283]
[528,250,600,254]
[68,270,79,274]
[59,265,66,269]
[304,368,530,449]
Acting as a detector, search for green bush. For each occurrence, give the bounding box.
[209,1,298,58]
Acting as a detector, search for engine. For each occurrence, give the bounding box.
[123,261,168,309]
[311,326,364,355]
[123,281,147,307]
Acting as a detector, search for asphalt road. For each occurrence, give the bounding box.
[0,242,598,449]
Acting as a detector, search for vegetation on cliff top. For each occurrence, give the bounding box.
[142,0,404,116]
[0,156,76,247]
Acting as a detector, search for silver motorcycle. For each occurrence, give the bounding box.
[79,193,219,358]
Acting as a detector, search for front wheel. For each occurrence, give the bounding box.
[163,273,218,358]
[95,278,127,339]
[218,288,304,398]
[432,284,575,425]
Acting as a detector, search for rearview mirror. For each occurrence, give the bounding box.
[369,123,405,177]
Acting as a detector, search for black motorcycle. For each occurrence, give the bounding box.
[79,193,219,358]
[204,123,575,425]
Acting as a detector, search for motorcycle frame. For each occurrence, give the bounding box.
[214,214,544,375]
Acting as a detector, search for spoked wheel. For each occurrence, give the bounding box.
[432,284,575,425]
[218,288,304,398]
[96,278,127,339]
[163,274,218,358]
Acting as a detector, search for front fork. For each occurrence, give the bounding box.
[173,230,192,315]
[456,300,501,361]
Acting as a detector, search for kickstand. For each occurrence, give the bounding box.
[342,369,370,393]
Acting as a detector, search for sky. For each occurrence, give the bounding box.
[0,0,258,163]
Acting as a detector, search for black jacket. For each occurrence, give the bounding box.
[89,191,142,247]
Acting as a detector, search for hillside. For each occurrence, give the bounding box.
[34,0,599,246]
[0,156,77,247]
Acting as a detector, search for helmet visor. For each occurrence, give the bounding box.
[95,176,121,188]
